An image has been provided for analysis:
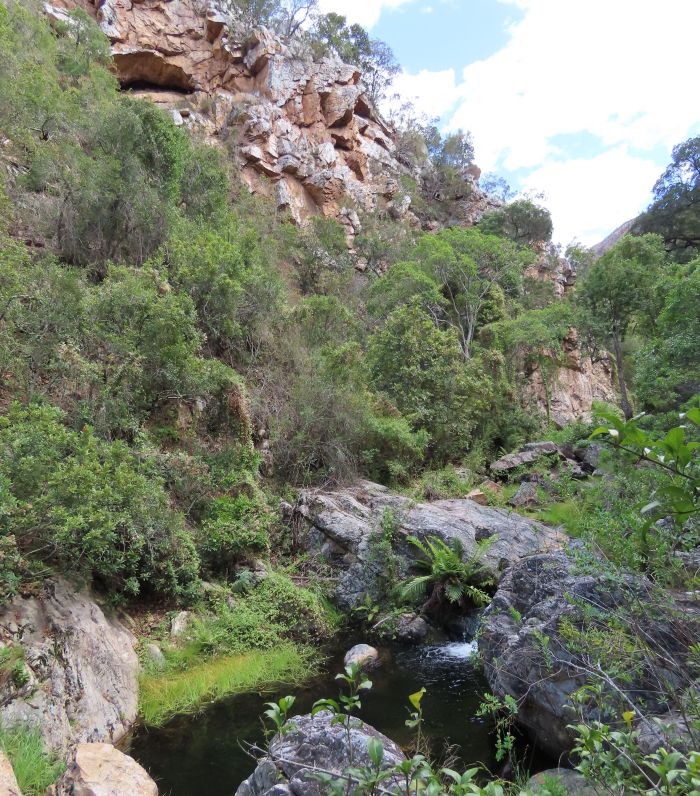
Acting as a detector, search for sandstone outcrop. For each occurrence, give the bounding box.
[47,0,490,230]
[0,751,21,796]
[525,328,616,427]
[0,579,139,754]
[236,710,406,796]
[51,743,158,796]
[480,553,700,756]
[294,480,565,609]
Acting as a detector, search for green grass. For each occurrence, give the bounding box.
[535,499,583,535]
[139,644,314,726]
[0,724,64,796]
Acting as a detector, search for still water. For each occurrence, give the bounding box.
[128,640,500,796]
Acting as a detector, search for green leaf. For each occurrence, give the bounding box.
[408,687,426,710]
[367,737,384,767]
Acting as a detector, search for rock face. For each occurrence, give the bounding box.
[51,743,158,796]
[0,579,139,754]
[236,710,406,796]
[294,481,565,609]
[0,751,21,796]
[480,553,700,757]
[526,769,597,796]
[525,328,616,428]
[49,0,491,230]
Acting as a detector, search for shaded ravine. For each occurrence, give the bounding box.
[126,640,498,796]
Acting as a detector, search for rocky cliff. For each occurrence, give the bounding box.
[45,0,491,233]
[43,0,615,424]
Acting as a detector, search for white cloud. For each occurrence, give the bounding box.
[392,0,700,243]
[316,0,415,29]
[390,68,459,119]
[523,148,660,245]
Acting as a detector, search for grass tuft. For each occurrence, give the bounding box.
[139,644,314,726]
[0,723,64,796]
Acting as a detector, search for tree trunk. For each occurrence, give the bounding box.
[612,326,633,420]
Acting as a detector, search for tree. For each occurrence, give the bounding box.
[576,234,667,419]
[367,302,487,460]
[415,228,530,359]
[636,136,700,262]
[480,199,553,246]
[313,13,399,104]
[635,258,700,412]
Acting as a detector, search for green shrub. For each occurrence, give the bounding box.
[198,494,271,575]
[0,403,199,600]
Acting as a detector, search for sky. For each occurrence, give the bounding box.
[317,0,700,246]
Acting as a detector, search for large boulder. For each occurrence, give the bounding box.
[51,743,158,796]
[480,554,700,757]
[0,579,139,754]
[294,481,564,610]
[236,710,406,796]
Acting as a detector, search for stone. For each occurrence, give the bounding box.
[526,769,598,796]
[480,553,700,757]
[0,750,21,796]
[0,579,139,754]
[235,711,406,796]
[343,643,380,670]
[170,610,191,639]
[479,479,503,496]
[144,643,166,671]
[395,614,431,644]
[52,743,158,796]
[509,482,540,508]
[466,489,489,506]
[293,480,565,610]
[490,443,560,474]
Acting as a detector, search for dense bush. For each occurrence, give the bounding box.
[0,403,199,601]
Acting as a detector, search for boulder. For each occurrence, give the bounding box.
[294,481,564,609]
[143,643,166,671]
[395,613,432,644]
[0,579,139,754]
[480,553,700,757]
[490,442,559,474]
[466,489,489,506]
[51,743,158,796]
[0,750,21,796]
[509,482,540,509]
[343,644,380,670]
[526,769,597,796]
[169,610,191,639]
[235,711,406,796]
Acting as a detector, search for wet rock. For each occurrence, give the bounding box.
[0,579,139,754]
[294,481,564,610]
[481,553,700,757]
[0,750,21,796]
[526,769,597,796]
[343,644,380,670]
[395,614,432,644]
[235,711,406,796]
[51,743,158,796]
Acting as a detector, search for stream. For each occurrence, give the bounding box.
[128,639,501,796]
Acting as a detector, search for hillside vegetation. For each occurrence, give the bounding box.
[1,2,700,794]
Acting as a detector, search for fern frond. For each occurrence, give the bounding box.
[401,575,431,602]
